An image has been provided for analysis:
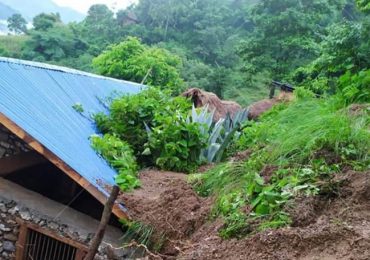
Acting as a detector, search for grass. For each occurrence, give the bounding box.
[190,91,369,238]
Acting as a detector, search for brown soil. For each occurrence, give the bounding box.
[119,170,212,257]
[121,170,370,260]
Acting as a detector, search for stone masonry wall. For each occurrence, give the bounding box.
[0,124,30,159]
[0,198,122,260]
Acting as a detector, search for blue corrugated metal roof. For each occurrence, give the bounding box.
[0,57,143,207]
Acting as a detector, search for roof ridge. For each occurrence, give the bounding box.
[0,57,144,87]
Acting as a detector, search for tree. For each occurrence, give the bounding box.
[7,13,27,34]
[93,37,184,93]
[239,0,345,81]
[33,13,62,31]
[81,4,117,50]
[22,24,88,62]
[356,0,370,12]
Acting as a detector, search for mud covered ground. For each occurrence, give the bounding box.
[120,170,370,260]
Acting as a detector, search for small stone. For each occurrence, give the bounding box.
[4,234,17,242]
[3,241,15,252]
[32,215,40,223]
[0,213,6,218]
[6,220,16,225]
[19,210,31,221]
[8,206,18,215]
[0,204,6,213]
[47,221,58,230]
[0,224,11,232]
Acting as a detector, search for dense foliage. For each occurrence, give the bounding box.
[91,134,139,191]
[93,37,184,93]
[2,0,368,105]
[94,87,207,173]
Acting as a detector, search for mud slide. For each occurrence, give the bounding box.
[120,170,370,260]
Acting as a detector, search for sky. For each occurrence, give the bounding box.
[53,0,137,14]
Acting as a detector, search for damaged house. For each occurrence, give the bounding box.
[0,57,142,259]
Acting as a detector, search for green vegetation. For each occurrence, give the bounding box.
[2,0,367,105]
[93,37,184,93]
[7,14,27,34]
[191,90,369,238]
[91,134,139,191]
[94,87,208,174]
[2,0,370,243]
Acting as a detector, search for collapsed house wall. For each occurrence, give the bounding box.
[0,178,127,260]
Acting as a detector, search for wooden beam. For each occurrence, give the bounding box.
[16,218,89,252]
[84,185,120,260]
[0,112,128,220]
[0,151,47,176]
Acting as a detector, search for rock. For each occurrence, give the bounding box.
[4,233,17,241]
[8,206,18,215]
[0,224,11,232]
[6,219,16,225]
[19,210,31,221]
[3,241,15,252]
[0,204,6,213]
[47,221,59,230]
[32,215,40,224]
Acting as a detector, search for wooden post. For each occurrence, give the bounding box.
[84,185,120,260]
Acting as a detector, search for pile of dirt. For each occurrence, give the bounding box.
[119,170,212,257]
[179,170,370,259]
[120,169,370,259]
[182,88,242,121]
[248,91,294,120]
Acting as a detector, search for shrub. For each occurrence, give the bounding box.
[144,110,208,173]
[338,69,370,104]
[94,87,191,164]
[91,134,139,191]
[94,87,207,172]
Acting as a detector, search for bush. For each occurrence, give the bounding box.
[94,87,207,172]
[91,134,139,191]
[338,69,370,104]
[94,88,191,163]
[145,110,208,173]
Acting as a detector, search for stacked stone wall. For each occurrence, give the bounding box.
[0,198,123,260]
[0,124,30,159]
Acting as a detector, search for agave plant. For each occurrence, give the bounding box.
[188,104,249,163]
[213,109,249,162]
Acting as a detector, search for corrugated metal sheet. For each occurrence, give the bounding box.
[0,57,143,206]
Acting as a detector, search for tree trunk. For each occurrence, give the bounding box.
[84,185,120,260]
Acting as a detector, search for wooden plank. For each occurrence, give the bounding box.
[16,218,89,252]
[0,151,47,176]
[75,249,87,260]
[15,221,28,260]
[0,112,128,220]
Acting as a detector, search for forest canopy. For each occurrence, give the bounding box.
[1,0,369,105]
